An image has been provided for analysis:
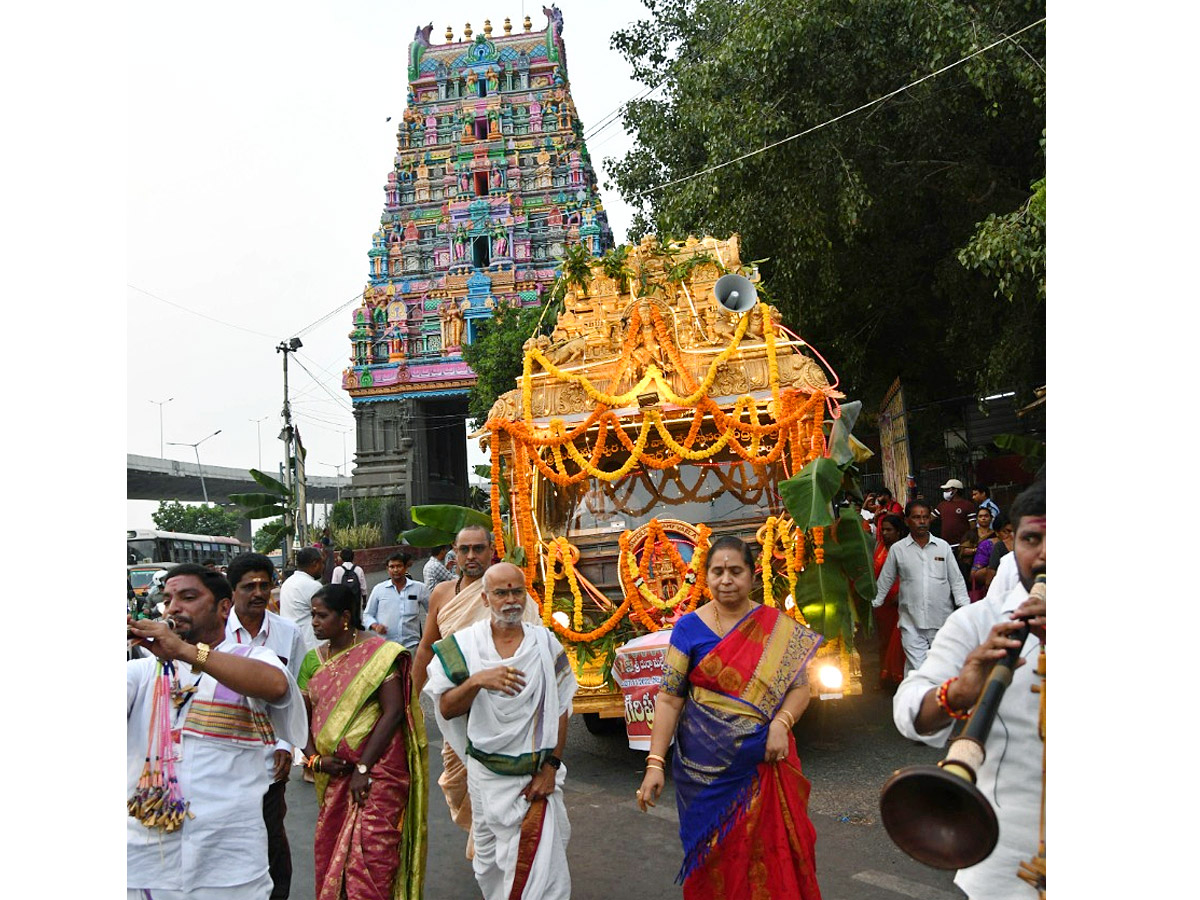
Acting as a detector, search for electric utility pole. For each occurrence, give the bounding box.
[276,337,303,565]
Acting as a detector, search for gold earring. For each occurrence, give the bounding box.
[343,621,350,631]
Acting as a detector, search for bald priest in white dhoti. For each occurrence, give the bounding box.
[423,562,577,900]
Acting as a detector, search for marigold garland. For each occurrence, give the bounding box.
[490,297,839,650]
[540,536,634,642]
[489,425,506,557]
[757,517,808,625]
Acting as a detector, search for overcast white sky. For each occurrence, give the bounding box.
[127,0,652,528]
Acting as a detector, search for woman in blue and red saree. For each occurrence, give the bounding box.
[637,536,824,900]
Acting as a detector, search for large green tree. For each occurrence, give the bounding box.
[462,296,557,426]
[607,0,1046,421]
[152,500,242,537]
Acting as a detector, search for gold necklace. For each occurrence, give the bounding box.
[713,601,752,636]
[324,630,359,664]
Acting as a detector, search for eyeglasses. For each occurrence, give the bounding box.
[456,543,489,555]
[488,587,525,599]
[236,580,273,592]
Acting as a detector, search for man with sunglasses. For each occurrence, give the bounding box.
[412,525,542,859]
[224,553,306,900]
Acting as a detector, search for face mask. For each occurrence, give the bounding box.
[942,490,954,500]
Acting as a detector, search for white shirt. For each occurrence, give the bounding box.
[225,609,308,757]
[986,552,1020,602]
[892,583,1042,900]
[872,534,970,629]
[364,576,429,650]
[278,569,322,651]
[331,562,368,601]
[127,641,306,891]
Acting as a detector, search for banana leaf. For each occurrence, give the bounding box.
[794,562,849,643]
[229,492,286,510]
[249,468,290,496]
[401,525,455,547]
[778,456,842,529]
[827,401,862,467]
[831,513,877,604]
[410,504,493,533]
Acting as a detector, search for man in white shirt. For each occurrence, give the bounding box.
[127,564,306,900]
[279,547,324,651]
[364,550,430,651]
[873,498,970,673]
[224,553,307,900]
[891,481,1045,900]
[330,547,368,608]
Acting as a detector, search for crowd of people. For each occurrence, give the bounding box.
[128,479,1045,900]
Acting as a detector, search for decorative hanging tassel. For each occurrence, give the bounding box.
[129,660,191,833]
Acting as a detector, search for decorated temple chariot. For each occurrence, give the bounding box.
[479,233,868,728]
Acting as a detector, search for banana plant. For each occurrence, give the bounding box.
[402,489,526,567]
[777,401,877,651]
[230,469,295,553]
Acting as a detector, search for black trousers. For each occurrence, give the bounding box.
[263,778,292,899]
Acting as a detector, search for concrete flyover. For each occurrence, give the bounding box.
[127,454,350,505]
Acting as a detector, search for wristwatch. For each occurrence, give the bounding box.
[543,755,562,770]
[356,763,370,775]
[192,642,211,675]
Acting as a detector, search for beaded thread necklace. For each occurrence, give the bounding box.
[128,660,193,832]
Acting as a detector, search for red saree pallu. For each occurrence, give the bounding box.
[874,544,904,685]
[308,637,428,900]
[663,604,823,900]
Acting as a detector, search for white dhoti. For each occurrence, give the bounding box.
[424,619,578,900]
[126,871,273,899]
[467,757,571,900]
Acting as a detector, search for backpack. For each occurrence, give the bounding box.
[340,563,363,599]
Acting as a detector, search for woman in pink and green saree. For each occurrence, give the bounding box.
[301,584,427,900]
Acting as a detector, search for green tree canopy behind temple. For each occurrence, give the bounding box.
[606,0,1046,410]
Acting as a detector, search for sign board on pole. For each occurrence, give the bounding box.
[879,378,914,503]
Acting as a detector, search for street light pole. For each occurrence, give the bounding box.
[276,337,304,564]
[167,429,222,503]
[320,462,344,503]
[249,416,268,470]
[150,397,174,458]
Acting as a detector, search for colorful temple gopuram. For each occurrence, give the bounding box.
[342,7,614,515]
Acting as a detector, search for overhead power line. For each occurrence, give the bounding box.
[631,17,1047,200]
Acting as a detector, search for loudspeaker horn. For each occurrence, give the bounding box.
[713,273,758,314]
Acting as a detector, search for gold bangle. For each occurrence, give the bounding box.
[773,710,795,730]
[192,642,211,674]
[646,753,666,765]
[645,763,664,772]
